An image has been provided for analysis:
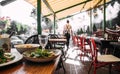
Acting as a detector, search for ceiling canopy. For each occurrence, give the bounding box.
[25,0,111,20]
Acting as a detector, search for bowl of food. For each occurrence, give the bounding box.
[14,44,40,54]
[23,48,60,62]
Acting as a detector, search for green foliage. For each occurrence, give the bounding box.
[0,20,7,25]
[77,29,80,35]
[0,20,7,30]
[0,48,4,58]
[77,28,83,35]
[5,20,29,35]
[93,24,97,32]
[25,48,52,58]
[86,26,90,33]
[80,28,83,33]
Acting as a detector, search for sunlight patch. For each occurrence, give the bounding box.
[65,59,81,66]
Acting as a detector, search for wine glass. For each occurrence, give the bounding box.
[38,35,48,50]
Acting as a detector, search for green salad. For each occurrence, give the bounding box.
[0,48,15,64]
[24,48,55,58]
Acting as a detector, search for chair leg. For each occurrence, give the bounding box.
[80,53,84,63]
[88,62,93,74]
[109,64,112,74]
[81,51,87,63]
[60,56,66,74]
[56,56,66,74]
[60,49,66,61]
[93,67,97,74]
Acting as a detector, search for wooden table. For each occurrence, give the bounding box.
[0,49,61,74]
[110,42,120,57]
[49,39,67,43]
[93,38,118,54]
[58,35,66,39]
[49,38,67,48]
[49,38,67,59]
[110,42,120,48]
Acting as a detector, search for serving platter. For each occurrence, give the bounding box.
[23,49,61,62]
[0,50,23,67]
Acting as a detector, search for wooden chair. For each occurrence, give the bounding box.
[88,38,120,74]
[78,36,91,62]
[24,34,52,49]
[24,34,39,44]
[72,35,79,46]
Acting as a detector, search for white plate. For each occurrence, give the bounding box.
[0,50,23,67]
[14,44,40,48]
[14,44,40,53]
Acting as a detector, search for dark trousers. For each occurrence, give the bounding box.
[64,32,70,48]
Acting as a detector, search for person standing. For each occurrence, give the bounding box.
[63,20,72,49]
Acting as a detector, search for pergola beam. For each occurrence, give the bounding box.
[55,0,92,14]
[80,2,87,11]
[44,0,92,17]
[42,0,54,14]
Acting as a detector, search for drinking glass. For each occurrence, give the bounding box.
[38,35,48,50]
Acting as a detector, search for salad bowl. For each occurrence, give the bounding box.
[23,49,61,62]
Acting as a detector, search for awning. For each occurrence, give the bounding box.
[24,0,111,20]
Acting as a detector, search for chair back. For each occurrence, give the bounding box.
[24,34,52,49]
[82,36,90,50]
[72,35,78,46]
[90,38,98,62]
[24,34,39,44]
[77,36,82,45]
[78,36,84,49]
[82,36,86,50]
[48,34,59,39]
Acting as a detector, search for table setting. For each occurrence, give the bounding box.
[0,34,62,74]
